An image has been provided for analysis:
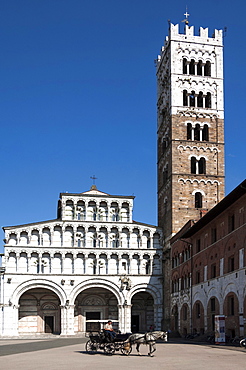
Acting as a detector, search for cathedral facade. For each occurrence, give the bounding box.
[0,186,162,336]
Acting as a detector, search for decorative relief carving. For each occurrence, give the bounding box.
[119,276,132,291]
[177,145,219,153]
[178,178,220,185]
[42,303,57,310]
[177,109,218,119]
[83,295,104,306]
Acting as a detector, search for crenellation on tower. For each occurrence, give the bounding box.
[166,23,223,44]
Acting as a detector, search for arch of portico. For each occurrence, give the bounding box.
[127,283,162,331]
[70,278,123,305]
[5,280,67,336]
[70,279,126,333]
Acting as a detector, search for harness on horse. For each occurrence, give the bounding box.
[131,332,156,344]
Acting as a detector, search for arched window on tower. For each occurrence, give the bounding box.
[183,90,188,106]
[194,123,200,141]
[191,157,206,174]
[164,198,168,215]
[202,124,209,141]
[197,60,203,76]
[198,157,206,174]
[197,92,203,107]
[204,61,211,76]
[187,122,192,140]
[189,91,195,107]
[205,92,211,108]
[183,58,187,74]
[191,157,197,174]
[163,164,168,184]
[195,192,203,208]
[189,59,195,75]
[162,138,168,153]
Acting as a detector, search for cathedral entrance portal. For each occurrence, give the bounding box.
[45,316,54,333]
[74,287,119,333]
[18,288,61,334]
[131,292,154,332]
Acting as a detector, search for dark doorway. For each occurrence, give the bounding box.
[86,311,101,332]
[131,315,139,333]
[45,316,54,333]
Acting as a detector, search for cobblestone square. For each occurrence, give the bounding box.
[1,338,246,370]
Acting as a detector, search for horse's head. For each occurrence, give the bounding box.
[161,331,168,342]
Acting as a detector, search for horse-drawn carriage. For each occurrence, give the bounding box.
[85,321,168,356]
[85,330,132,355]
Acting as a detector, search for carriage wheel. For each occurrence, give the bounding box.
[86,340,98,353]
[121,343,132,356]
[104,343,115,355]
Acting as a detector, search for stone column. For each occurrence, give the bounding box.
[199,127,203,141]
[27,253,31,272]
[148,257,153,275]
[61,254,65,274]
[60,304,75,335]
[3,304,19,336]
[239,312,244,336]
[138,257,142,274]
[129,205,133,222]
[105,255,109,274]
[118,304,124,332]
[128,257,132,274]
[60,305,67,335]
[38,253,42,274]
[50,231,54,246]
[118,257,122,275]
[50,253,54,274]
[204,265,207,281]
[154,304,162,331]
[84,200,88,221]
[220,258,224,276]
[16,253,20,272]
[239,248,244,269]
[149,233,153,249]
[118,304,132,333]
[84,254,88,274]
[191,127,194,141]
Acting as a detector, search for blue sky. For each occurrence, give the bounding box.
[0,0,245,254]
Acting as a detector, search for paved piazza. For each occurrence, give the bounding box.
[0,338,245,370]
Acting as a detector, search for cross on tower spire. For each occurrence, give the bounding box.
[182,7,190,25]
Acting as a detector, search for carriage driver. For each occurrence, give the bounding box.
[104,320,117,341]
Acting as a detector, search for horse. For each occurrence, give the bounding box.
[127,331,168,357]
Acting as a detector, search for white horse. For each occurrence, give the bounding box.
[127,331,168,357]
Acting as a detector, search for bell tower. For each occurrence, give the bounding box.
[157,22,225,242]
[156,22,225,329]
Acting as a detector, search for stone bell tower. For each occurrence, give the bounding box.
[156,22,225,328]
[157,22,225,242]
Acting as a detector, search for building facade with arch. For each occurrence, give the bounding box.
[0,186,163,336]
[170,180,246,338]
